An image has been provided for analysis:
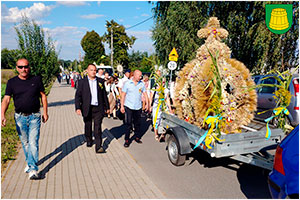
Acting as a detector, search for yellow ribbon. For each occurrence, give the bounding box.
[264,107,289,140]
[194,115,225,149]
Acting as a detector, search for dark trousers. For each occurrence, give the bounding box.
[124,106,142,141]
[83,106,103,151]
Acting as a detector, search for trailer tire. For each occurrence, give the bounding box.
[167,134,186,166]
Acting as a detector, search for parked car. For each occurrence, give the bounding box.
[268,125,299,199]
[252,74,264,85]
[253,74,299,127]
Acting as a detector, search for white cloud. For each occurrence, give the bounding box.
[36,20,52,25]
[141,13,149,17]
[136,7,141,10]
[2,3,54,23]
[119,19,124,23]
[127,30,152,40]
[1,26,18,50]
[97,1,101,6]
[80,14,104,19]
[129,41,155,54]
[57,1,87,7]
[44,26,88,39]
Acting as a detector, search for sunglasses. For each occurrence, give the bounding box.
[17,65,29,69]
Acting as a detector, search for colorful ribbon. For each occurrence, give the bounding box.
[194,114,224,149]
[264,107,289,140]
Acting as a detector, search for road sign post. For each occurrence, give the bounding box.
[168,61,177,89]
[168,48,179,89]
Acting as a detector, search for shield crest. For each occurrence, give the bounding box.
[265,4,293,34]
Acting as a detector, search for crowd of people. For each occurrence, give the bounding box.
[74,66,176,149]
[1,58,175,180]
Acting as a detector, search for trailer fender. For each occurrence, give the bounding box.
[166,127,191,155]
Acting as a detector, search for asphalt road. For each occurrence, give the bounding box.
[103,115,272,199]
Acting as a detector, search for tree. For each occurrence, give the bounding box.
[152,1,299,73]
[128,50,145,69]
[128,51,154,72]
[80,30,105,69]
[15,16,60,87]
[1,48,20,69]
[103,20,136,70]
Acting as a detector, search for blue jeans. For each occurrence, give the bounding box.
[14,112,41,172]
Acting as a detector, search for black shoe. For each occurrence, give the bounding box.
[86,141,93,147]
[113,117,118,120]
[96,147,106,154]
[124,140,130,148]
[134,138,143,144]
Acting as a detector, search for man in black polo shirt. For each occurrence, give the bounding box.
[1,58,48,180]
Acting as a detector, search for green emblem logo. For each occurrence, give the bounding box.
[265,4,293,34]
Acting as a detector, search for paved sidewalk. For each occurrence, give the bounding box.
[1,82,165,199]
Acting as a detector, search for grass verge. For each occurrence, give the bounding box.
[1,102,20,173]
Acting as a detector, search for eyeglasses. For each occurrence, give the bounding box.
[17,65,29,69]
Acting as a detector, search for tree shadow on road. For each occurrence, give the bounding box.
[48,99,75,107]
[37,134,85,179]
[186,148,271,198]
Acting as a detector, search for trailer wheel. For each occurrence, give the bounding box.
[167,134,186,166]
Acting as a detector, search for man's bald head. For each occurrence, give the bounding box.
[133,70,142,82]
[16,58,29,66]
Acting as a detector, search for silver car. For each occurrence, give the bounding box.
[253,74,299,127]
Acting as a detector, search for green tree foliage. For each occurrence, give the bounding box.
[152,1,299,73]
[1,48,21,69]
[128,51,154,72]
[81,30,105,69]
[152,2,206,70]
[103,20,136,69]
[15,16,60,87]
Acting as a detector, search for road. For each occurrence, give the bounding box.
[103,115,272,199]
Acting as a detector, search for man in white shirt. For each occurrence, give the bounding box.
[117,69,131,97]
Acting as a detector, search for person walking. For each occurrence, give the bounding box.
[1,58,48,180]
[150,78,173,142]
[75,64,109,153]
[66,73,70,85]
[142,74,151,116]
[105,77,119,119]
[96,68,105,79]
[120,70,149,147]
[117,69,131,96]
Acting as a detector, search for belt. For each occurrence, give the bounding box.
[17,112,35,116]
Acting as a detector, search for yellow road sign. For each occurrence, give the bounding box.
[169,56,178,62]
[169,48,178,61]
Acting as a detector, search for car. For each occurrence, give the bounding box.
[253,74,299,127]
[268,125,299,199]
[252,74,264,85]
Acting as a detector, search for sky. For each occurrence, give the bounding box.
[1,1,156,61]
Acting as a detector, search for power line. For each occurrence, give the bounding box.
[125,16,153,30]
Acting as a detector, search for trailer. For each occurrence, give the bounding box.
[160,112,285,170]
